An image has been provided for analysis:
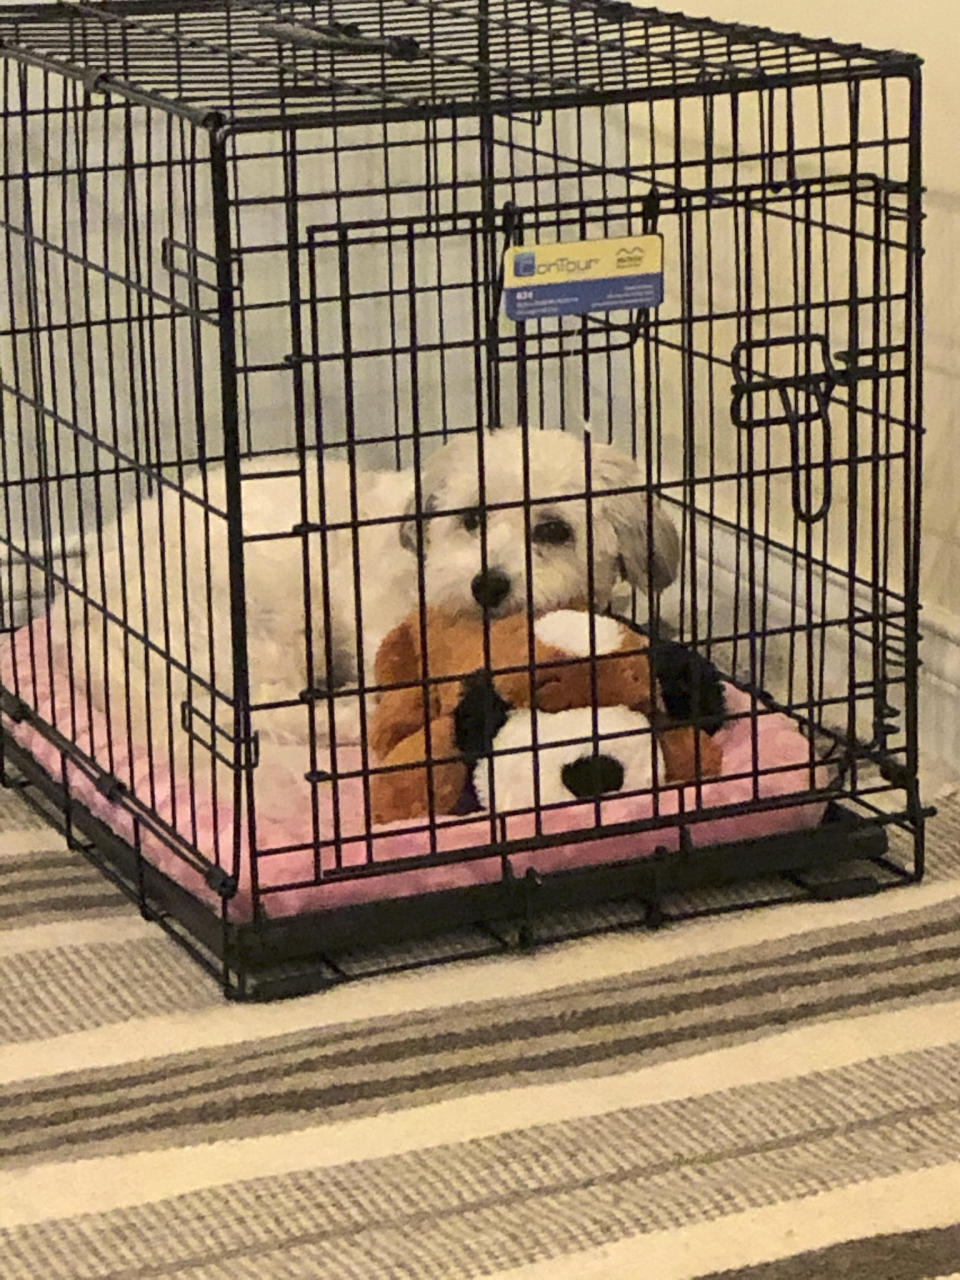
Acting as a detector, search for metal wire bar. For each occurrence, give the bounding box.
[0,0,920,128]
[0,3,925,995]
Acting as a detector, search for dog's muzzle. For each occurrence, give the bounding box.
[471,569,511,610]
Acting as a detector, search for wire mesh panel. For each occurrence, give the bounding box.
[0,1,917,126]
[0,1,926,998]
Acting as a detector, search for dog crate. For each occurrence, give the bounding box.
[0,0,928,998]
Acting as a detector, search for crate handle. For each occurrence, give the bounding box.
[259,20,423,62]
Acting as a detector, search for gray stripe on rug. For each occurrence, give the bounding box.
[0,892,130,928]
[0,938,217,1046]
[911,802,960,879]
[3,916,960,1164]
[0,784,51,832]
[1,1042,959,1280]
[701,1223,960,1280]
[0,852,85,880]
[0,850,130,927]
[0,847,955,1050]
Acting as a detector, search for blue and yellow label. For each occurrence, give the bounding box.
[503,234,664,321]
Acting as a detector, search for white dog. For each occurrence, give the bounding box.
[49,428,679,784]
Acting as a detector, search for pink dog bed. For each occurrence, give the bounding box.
[1,618,830,921]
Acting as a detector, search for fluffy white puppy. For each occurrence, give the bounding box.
[49,427,679,779]
[401,428,679,620]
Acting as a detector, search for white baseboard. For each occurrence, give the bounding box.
[917,605,960,770]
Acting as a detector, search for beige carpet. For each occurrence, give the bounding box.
[1,781,960,1279]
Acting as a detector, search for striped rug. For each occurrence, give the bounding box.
[2,779,960,1279]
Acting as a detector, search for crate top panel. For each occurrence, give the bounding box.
[0,0,921,130]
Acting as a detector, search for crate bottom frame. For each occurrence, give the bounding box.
[1,731,922,1001]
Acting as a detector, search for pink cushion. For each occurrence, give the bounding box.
[0,619,829,920]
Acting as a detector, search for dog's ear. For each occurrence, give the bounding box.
[399,490,436,553]
[591,443,680,593]
[400,430,486,551]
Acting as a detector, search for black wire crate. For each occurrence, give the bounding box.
[0,0,928,999]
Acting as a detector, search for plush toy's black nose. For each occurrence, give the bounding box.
[561,754,626,799]
[471,569,511,610]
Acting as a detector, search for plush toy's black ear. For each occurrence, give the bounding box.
[453,670,512,760]
[648,640,727,736]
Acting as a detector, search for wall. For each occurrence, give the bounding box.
[675,7,960,578]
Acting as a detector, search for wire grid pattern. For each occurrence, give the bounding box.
[0,0,920,127]
[0,2,926,994]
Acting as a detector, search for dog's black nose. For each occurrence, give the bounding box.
[561,754,625,800]
[471,569,511,610]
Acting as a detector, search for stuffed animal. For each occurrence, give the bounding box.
[369,607,725,825]
[470,702,666,812]
[370,608,651,823]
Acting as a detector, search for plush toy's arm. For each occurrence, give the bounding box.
[647,640,727,735]
[643,637,726,782]
[658,726,723,782]
[369,617,440,761]
[369,716,467,825]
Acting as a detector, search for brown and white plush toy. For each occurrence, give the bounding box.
[469,702,665,813]
[369,608,725,825]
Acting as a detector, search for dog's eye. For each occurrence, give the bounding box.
[461,508,481,533]
[532,517,573,546]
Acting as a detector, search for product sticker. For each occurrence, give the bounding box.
[502,234,664,322]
